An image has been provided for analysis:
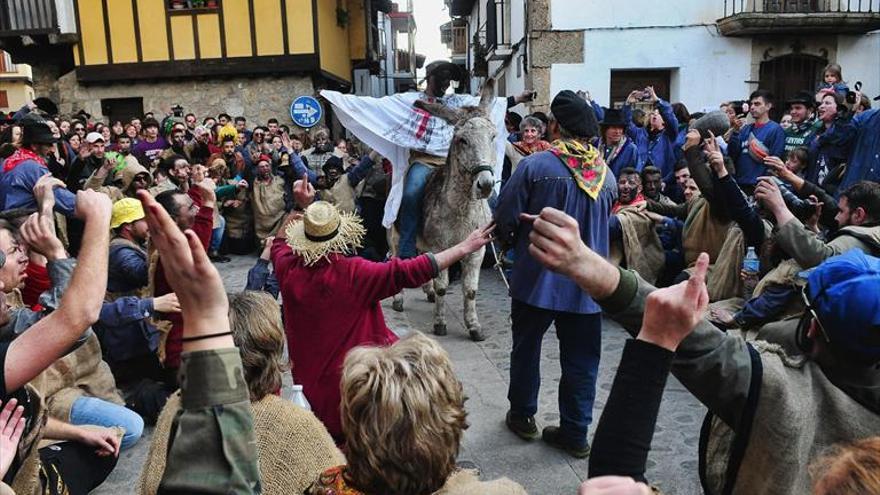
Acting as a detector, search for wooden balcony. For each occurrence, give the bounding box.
[718,0,880,36]
[0,0,75,36]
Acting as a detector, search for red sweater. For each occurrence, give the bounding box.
[155,189,214,369]
[271,238,438,440]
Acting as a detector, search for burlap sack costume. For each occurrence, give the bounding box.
[139,393,345,495]
[251,175,287,240]
[609,207,666,285]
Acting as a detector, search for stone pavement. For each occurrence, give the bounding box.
[94,255,705,495]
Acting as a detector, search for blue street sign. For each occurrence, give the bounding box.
[290,95,323,128]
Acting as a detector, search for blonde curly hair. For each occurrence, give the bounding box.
[340,332,468,495]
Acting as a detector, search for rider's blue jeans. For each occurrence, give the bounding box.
[398,162,434,258]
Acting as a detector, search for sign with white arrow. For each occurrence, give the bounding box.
[290,95,323,128]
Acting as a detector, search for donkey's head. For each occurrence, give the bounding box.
[413,79,497,199]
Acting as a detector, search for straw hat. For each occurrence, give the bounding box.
[285,201,366,266]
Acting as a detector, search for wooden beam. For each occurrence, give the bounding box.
[75,54,318,83]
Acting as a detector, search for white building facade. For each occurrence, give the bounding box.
[446,0,880,116]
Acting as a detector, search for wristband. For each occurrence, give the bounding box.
[182,331,232,343]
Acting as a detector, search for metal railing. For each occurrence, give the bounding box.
[0,0,58,35]
[723,0,878,16]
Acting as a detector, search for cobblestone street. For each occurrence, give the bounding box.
[95,255,705,495]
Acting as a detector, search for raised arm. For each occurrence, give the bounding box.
[136,190,260,494]
[522,207,754,429]
[4,190,111,394]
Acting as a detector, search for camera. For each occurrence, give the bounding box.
[846,81,862,105]
[171,104,184,118]
[729,100,749,119]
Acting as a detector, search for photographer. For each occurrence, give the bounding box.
[623,87,680,186]
[728,90,786,191]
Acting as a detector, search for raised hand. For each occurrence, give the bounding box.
[33,173,66,216]
[703,132,726,177]
[522,207,624,300]
[638,252,710,351]
[683,129,701,151]
[292,173,315,210]
[20,211,65,261]
[137,190,232,350]
[72,189,113,223]
[0,398,26,479]
[755,176,787,217]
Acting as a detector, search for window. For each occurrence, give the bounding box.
[759,53,826,122]
[610,70,672,109]
[0,51,16,74]
[167,0,220,12]
[100,98,144,124]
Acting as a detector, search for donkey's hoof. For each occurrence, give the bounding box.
[434,323,447,336]
[392,300,404,312]
[427,293,436,303]
[469,328,486,342]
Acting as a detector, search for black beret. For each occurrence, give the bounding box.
[551,90,598,138]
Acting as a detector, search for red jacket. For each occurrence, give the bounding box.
[155,188,214,369]
[271,238,438,441]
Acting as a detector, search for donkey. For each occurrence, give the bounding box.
[391,80,498,341]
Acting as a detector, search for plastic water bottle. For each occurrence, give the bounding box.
[283,384,312,411]
[742,246,760,300]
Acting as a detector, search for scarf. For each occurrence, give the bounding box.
[3,148,46,172]
[549,139,606,200]
[612,193,646,214]
[512,139,551,156]
[308,466,364,494]
[601,135,629,165]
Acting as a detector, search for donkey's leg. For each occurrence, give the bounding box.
[392,291,405,312]
[432,269,450,336]
[422,282,436,303]
[462,249,486,342]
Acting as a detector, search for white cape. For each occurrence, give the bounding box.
[320,90,508,227]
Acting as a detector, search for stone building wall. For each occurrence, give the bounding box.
[31,67,317,125]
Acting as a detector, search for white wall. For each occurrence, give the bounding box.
[551,26,753,111]
[551,0,722,31]
[837,32,880,106]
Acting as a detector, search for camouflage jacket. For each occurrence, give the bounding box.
[158,348,262,494]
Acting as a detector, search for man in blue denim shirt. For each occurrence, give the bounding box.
[95,199,178,423]
[495,90,615,458]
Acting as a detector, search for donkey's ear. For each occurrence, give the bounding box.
[478,78,496,114]
[414,99,464,125]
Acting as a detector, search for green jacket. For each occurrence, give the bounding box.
[600,268,880,495]
[775,218,880,269]
[158,348,261,494]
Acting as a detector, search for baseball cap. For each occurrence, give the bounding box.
[807,249,880,362]
[110,198,146,229]
[86,132,105,144]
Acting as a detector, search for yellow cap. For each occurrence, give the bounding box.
[110,197,145,229]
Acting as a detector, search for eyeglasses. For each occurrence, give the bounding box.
[799,286,831,345]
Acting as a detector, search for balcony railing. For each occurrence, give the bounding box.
[719,0,880,35]
[0,0,58,35]
[451,25,468,55]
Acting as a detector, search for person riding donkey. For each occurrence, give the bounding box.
[321,60,532,259]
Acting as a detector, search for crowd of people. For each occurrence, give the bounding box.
[0,58,878,495]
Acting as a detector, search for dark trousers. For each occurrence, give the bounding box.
[39,441,118,494]
[507,299,602,445]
